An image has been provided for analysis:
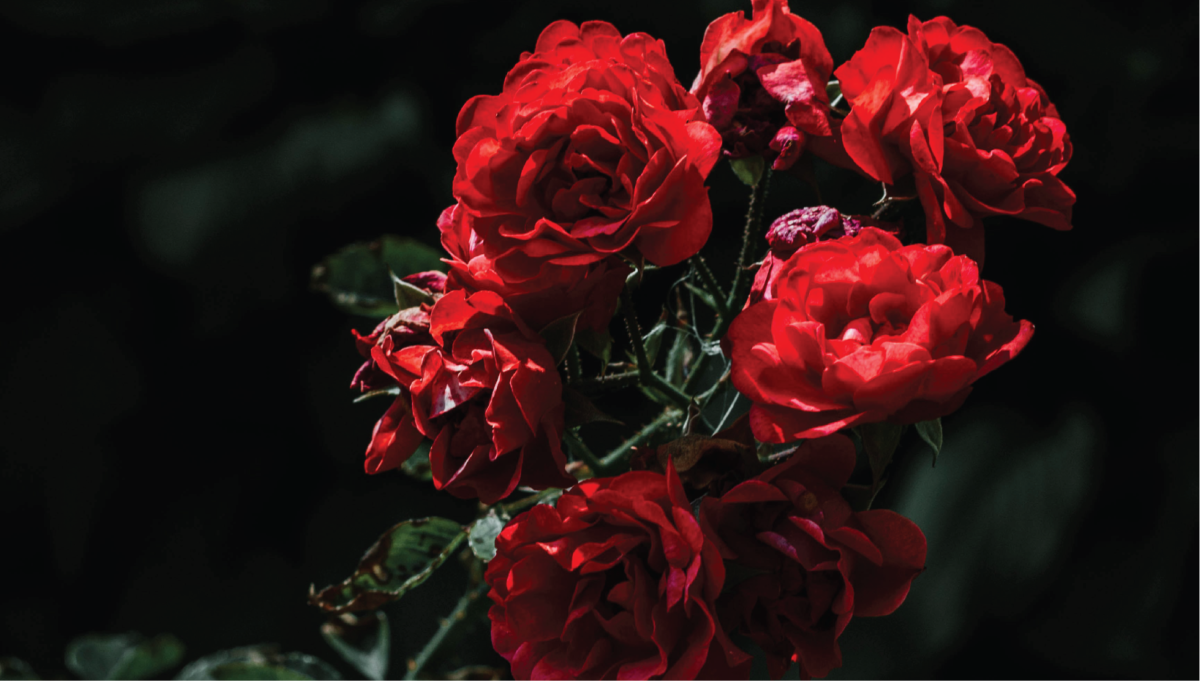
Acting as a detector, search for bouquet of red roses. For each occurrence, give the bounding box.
[309,2,1072,678]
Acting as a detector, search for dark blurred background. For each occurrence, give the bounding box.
[0,0,1195,678]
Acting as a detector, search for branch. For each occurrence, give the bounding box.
[599,408,682,470]
[404,580,489,680]
[691,256,729,318]
[564,429,604,473]
[726,169,772,314]
[571,370,640,394]
[620,287,692,409]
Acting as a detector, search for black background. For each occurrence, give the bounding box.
[0,0,1196,678]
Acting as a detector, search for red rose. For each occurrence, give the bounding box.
[486,467,752,679]
[726,227,1033,441]
[438,203,630,333]
[349,271,445,474]
[700,434,926,679]
[359,288,574,503]
[836,16,1073,254]
[691,0,833,170]
[448,20,721,333]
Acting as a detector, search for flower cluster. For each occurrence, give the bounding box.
[328,2,1069,679]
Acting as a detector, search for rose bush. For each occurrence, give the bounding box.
[691,0,833,170]
[726,227,1033,442]
[445,20,721,333]
[486,467,751,679]
[836,15,1073,255]
[357,288,574,503]
[700,434,926,679]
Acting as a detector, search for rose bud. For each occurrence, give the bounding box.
[748,206,899,307]
[691,0,834,170]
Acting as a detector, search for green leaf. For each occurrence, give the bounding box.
[682,283,719,312]
[320,613,389,681]
[826,79,843,106]
[539,313,581,367]
[914,418,944,466]
[574,327,612,366]
[312,236,444,318]
[468,515,506,562]
[643,321,668,367]
[399,440,433,482]
[379,236,445,279]
[729,155,765,188]
[352,386,401,404]
[858,422,904,496]
[66,633,185,680]
[621,252,649,291]
[177,648,340,681]
[0,658,38,680]
[444,666,505,680]
[841,481,885,513]
[562,387,622,428]
[663,331,691,387]
[391,273,433,309]
[309,517,467,614]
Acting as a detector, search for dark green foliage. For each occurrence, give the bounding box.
[309,517,466,614]
[65,633,184,680]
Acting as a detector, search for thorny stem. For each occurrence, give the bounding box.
[691,256,729,318]
[621,287,692,409]
[404,580,489,680]
[681,349,710,395]
[725,169,772,315]
[564,428,605,474]
[571,370,640,395]
[566,343,582,383]
[497,486,563,516]
[599,408,682,469]
[871,182,916,220]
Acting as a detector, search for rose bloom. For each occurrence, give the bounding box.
[691,0,834,170]
[486,468,752,680]
[726,227,1033,441]
[700,434,926,679]
[350,271,445,473]
[446,20,721,333]
[357,288,573,503]
[836,15,1073,256]
[438,203,629,333]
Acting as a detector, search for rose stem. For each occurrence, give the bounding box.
[565,343,582,383]
[403,580,488,680]
[564,429,605,474]
[497,487,564,516]
[572,370,640,394]
[691,255,729,318]
[598,407,682,470]
[723,167,772,319]
[620,287,692,409]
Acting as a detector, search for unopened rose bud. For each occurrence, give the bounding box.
[766,205,859,257]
